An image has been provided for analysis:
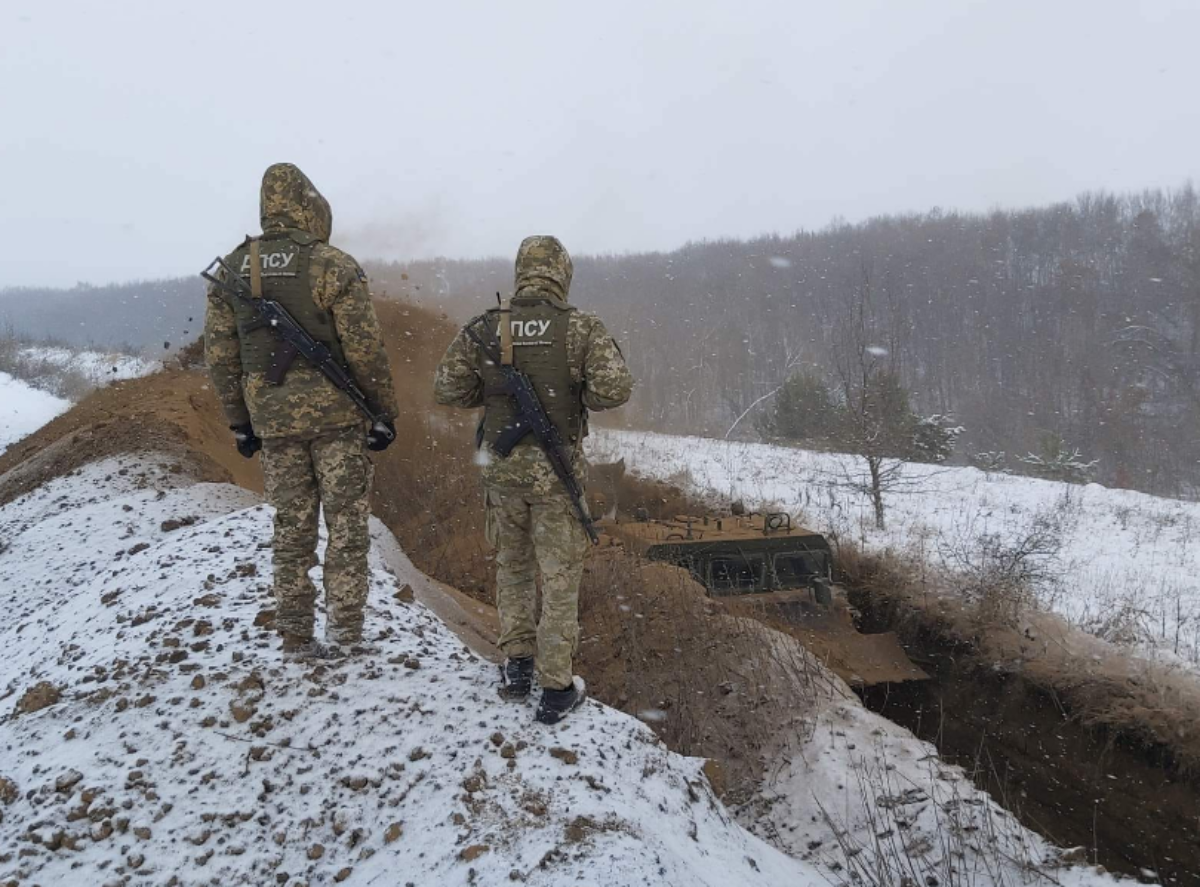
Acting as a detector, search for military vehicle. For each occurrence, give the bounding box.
[600,510,833,598]
[597,509,927,687]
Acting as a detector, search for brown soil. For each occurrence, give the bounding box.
[846,552,1200,885]
[579,551,832,802]
[0,366,257,506]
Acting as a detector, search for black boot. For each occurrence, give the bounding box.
[535,677,588,725]
[498,656,535,700]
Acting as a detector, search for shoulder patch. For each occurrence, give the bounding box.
[356,265,368,283]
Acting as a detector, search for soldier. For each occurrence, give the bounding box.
[205,163,399,662]
[434,235,633,724]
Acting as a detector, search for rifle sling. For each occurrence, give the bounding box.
[249,239,263,299]
[499,298,513,366]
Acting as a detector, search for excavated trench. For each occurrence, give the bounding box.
[849,588,1200,886]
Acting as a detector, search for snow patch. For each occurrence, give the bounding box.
[0,370,70,454]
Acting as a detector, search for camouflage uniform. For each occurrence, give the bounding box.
[205,163,398,645]
[434,236,633,690]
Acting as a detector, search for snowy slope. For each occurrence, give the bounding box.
[0,456,821,887]
[17,344,160,386]
[590,429,1200,669]
[748,697,1130,887]
[0,454,1133,887]
[0,370,70,455]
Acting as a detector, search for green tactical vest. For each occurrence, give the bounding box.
[226,231,346,378]
[479,295,585,451]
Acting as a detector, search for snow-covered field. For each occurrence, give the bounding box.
[17,344,160,386]
[0,370,70,455]
[590,429,1200,669]
[0,456,1127,886]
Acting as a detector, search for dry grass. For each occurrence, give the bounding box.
[815,745,1056,887]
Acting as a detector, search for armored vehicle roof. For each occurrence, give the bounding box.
[602,512,826,553]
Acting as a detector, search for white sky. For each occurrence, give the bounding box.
[1,0,1198,287]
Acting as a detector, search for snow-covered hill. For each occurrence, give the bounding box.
[0,454,1132,886]
[0,370,70,455]
[0,456,819,887]
[590,429,1200,670]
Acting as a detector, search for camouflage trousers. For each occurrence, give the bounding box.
[486,486,590,691]
[260,424,373,644]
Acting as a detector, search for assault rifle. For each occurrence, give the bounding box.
[200,255,395,444]
[464,306,599,545]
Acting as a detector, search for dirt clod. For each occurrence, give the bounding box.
[160,516,198,532]
[14,681,61,716]
[548,747,578,765]
[459,844,489,862]
[54,770,83,793]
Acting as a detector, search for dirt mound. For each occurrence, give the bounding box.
[0,368,254,506]
[579,550,834,802]
[0,299,489,593]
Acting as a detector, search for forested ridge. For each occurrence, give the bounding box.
[5,184,1198,496]
[374,185,1200,497]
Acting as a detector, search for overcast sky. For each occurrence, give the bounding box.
[1,0,1198,288]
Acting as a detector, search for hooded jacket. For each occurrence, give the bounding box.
[205,164,398,439]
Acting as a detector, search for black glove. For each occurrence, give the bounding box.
[366,419,396,452]
[231,423,262,459]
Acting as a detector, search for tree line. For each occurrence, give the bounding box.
[373,185,1200,498]
[7,184,1198,498]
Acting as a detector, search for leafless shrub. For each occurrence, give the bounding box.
[936,505,1068,627]
[816,744,1059,887]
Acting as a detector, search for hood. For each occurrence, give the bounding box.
[514,235,573,302]
[260,163,332,242]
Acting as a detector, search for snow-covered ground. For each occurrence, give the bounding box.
[0,370,70,455]
[0,456,818,887]
[747,698,1131,887]
[0,455,1129,886]
[17,344,160,386]
[589,430,1200,669]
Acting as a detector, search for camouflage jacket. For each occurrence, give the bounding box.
[434,235,634,492]
[204,163,398,440]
